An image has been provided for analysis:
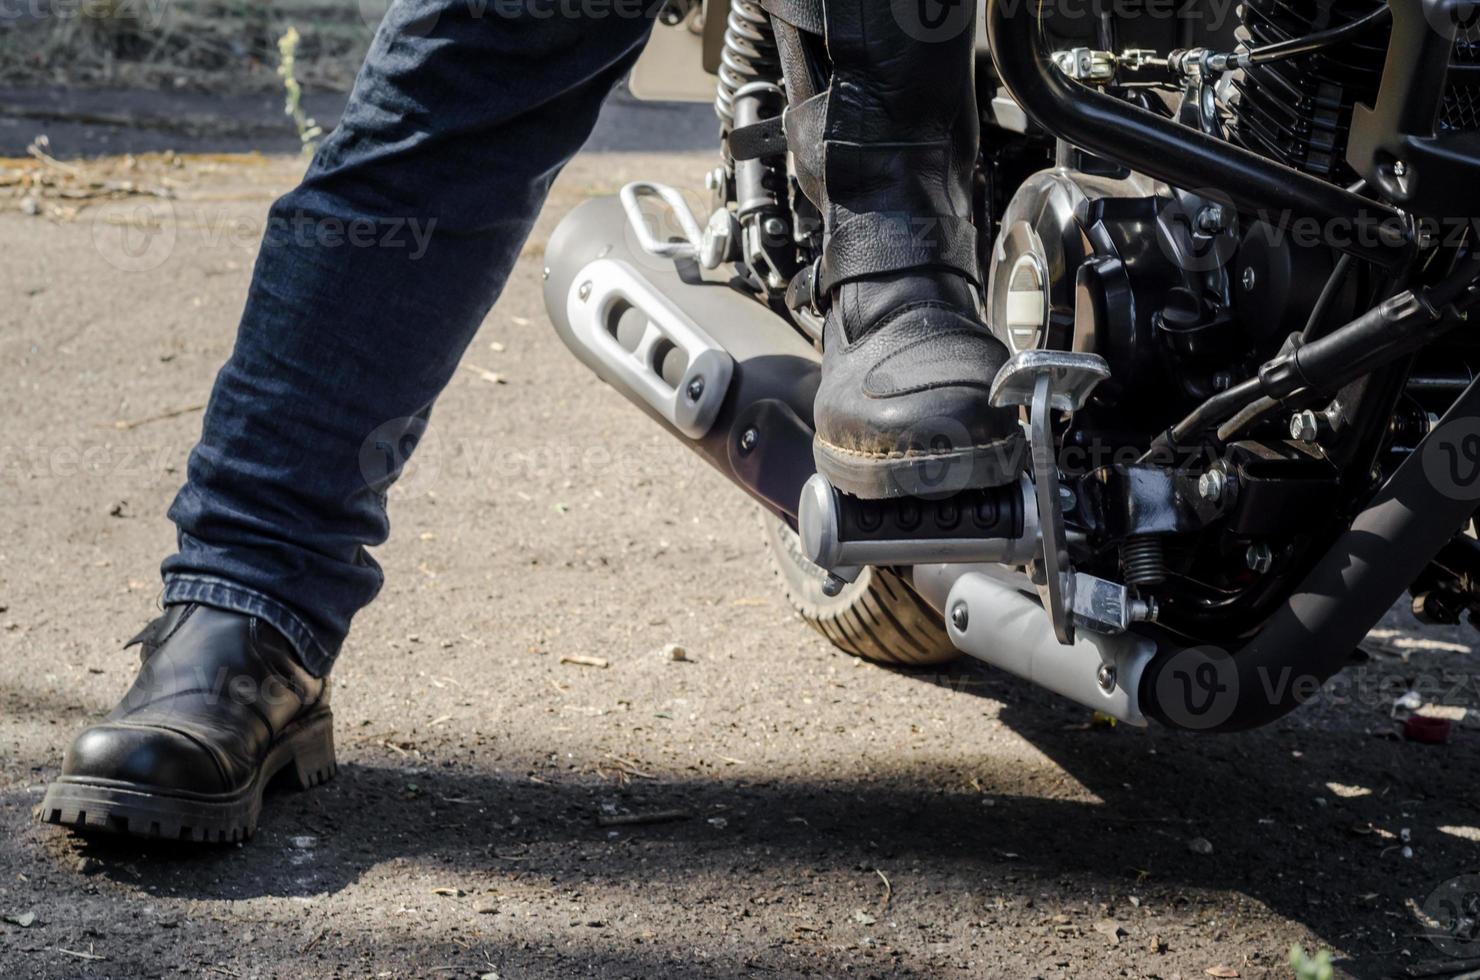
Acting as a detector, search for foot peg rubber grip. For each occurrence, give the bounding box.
[798,473,1039,571]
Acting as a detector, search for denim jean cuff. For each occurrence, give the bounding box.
[161,574,337,677]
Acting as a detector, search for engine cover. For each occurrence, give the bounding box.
[986,168,1242,421]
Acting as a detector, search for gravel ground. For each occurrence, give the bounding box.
[2,134,1480,980]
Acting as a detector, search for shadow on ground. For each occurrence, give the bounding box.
[11,654,1478,979]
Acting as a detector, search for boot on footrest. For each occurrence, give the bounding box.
[812,268,1025,500]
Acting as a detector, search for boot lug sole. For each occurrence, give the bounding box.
[36,710,336,844]
[813,433,1026,500]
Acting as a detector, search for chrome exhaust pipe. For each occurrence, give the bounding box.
[542,192,820,520]
[911,563,1157,725]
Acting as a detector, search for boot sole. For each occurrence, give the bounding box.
[813,432,1025,500]
[37,710,336,844]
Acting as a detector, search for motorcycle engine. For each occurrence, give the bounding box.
[982,0,1402,433]
[986,162,1343,430]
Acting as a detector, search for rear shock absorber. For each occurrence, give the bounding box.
[712,0,796,290]
[715,0,779,131]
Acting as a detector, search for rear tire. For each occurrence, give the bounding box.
[761,514,961,666]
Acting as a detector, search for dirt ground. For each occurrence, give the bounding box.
[3,113,1480,980]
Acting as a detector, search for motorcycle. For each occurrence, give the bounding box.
[542,0,1480,731]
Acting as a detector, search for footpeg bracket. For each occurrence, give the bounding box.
[990,350,1111,644]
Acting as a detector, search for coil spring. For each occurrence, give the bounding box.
[715,0,779,129]
[1121,536,1167,587]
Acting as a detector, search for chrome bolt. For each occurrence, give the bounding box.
[1241,267,1257,291]
[821,574,847,598]
[1289,409,1321,443]
[1096,663,1117,693]
[738,428,758,453]
[950,602,969,632]
[762,216,788,240]
[577,280,592,301]
[686,377,705,402]
[1196,204,1227,234]
[1197,469,1226,503]
[1058,485,1077,512]
[1393,160,1408,177]
[1246,542,1273,574]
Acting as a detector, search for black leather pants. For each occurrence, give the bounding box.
[770,0,981,296]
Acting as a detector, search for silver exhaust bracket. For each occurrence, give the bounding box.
[944,570,1156,726]
[565,257,733,439]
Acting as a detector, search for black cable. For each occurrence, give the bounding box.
[1241,5,1391,66]
[1215,395,1284,443]
[1302,253,1355,342]
[1167,6,1391,76]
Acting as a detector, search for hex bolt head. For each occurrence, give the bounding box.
[686,377,705,402]
[1284,405,1332,444]
[1241,267,1257,291]
[950,602,969,632]
[1196,204,1226,234]
[1096,663,1117,693]
[577,280,592,302]
[1197,469,1226,503]
[738,428,758,453]
[1246,542,1274,574]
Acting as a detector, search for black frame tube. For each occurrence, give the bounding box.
[985,0,1414,270]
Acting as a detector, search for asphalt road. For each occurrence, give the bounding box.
[2,141,1480,979]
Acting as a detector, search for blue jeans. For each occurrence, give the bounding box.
[161,0,656,675]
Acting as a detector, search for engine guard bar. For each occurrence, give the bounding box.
[985,0,1414,271]
[1137,373,1480,731]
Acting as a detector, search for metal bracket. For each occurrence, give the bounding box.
[990,350,1111,644]
[565,258,733,438]
[619,181,704,261]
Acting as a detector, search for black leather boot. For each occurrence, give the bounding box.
[39,604,334,843]
[778,0,1024,498]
